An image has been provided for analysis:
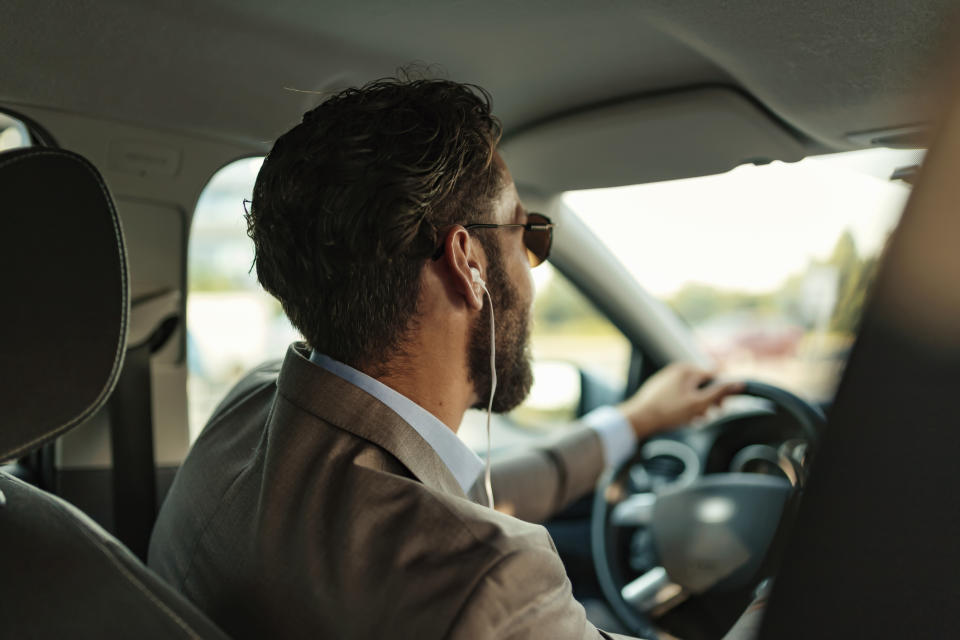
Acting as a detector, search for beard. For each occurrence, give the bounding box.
[467,241,534,413]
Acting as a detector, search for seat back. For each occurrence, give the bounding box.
[0,147,227,638]
[759,134,960,634]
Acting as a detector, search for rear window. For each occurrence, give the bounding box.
[187,157,299,439]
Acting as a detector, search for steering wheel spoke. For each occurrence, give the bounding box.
[610,492,657,527]
[621,566,688,615]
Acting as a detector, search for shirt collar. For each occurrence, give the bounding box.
[308,351,484,494]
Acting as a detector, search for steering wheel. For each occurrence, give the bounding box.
[591,381,825,638]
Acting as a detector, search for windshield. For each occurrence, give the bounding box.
[563,148,922,402]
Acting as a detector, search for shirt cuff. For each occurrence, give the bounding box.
[581,405,637,469]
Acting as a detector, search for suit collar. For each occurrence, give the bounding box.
[276,343,468,500]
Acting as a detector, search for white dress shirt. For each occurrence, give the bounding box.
[309,352,638,494]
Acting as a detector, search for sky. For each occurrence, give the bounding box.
[563,148,921,298]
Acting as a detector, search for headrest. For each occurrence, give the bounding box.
[0,148,128,461]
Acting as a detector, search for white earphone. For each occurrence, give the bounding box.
[470,266,497,510]
[470,266,485,289]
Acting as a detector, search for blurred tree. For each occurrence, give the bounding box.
[531,271,620,337]
[189,267,240,292]
[831,256,880,334]
[665,228,883,334]
[533,272,596,327]
[668,284,777,326]
[817,230,882,334]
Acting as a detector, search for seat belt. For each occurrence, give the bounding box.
[108,290,180,562]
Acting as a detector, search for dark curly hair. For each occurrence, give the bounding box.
[247,76,503,373]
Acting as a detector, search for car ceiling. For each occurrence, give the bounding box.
[1,0,952,187]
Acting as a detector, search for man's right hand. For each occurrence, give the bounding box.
[617,363,743,440]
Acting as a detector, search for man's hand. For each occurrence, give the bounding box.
[617,363,744,439]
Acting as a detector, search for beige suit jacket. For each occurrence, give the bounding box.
[149,343,630,639]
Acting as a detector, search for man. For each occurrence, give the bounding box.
[149,77,745,638]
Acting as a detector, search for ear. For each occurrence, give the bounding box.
[441,226,485,311]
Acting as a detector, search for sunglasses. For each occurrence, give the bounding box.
[431,213,555,267]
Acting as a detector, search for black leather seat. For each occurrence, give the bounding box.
[0,147,228,638]
[757,149,960,634]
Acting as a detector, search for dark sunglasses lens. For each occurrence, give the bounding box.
[524,214,552,267]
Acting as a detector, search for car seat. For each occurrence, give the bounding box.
[0,147,228,638]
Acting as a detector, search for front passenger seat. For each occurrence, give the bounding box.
[0,147,228,638]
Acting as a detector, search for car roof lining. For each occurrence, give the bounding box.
[0,0,952,190]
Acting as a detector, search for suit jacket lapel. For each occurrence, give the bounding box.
[275,343,468,500]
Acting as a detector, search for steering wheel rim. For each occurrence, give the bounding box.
[591,380,825,637]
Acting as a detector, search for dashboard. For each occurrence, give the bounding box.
[635,405,814,491]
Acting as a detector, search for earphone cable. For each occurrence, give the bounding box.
[483,287,497,510]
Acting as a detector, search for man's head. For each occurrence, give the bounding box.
[247,75,533,410]
[465,166,535,413]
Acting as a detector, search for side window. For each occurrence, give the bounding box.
[188,165,631,447]
[187,158,300,439]
[0,113,32,152]
[459,263,632,451]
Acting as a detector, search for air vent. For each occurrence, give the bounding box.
[645,454,685,479]
[639,439,701,488]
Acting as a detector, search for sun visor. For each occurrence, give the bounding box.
[501,87,808,193]
[0,148,128,461]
